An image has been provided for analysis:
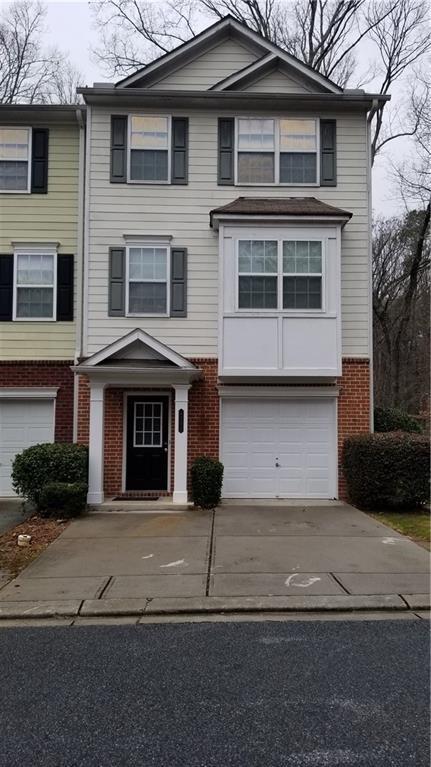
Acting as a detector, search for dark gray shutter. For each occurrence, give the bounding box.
[320,120,337,186]
[110,116,128,183]
[170,248,187,317]
[31,128,49,193]
[171,117,188,184]
[218,118,234,185]
[109,247,125,316]
[0,254,13,321]
[56,254,74,321]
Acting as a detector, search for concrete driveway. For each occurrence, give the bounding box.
[0,503,429,605]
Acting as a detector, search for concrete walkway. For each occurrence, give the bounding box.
[0,504,429,619]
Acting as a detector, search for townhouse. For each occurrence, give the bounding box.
[0,105,84,495]
[0,16,389,504]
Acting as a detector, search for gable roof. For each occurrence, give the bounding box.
[116,15,341,94]
[76,328,197,369]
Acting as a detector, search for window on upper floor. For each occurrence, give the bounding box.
[237,238,323,312]
[13,252,56,320]
[235,118,318,186]
[126,245,169,315]
[0,128,31,192]
[129,116,170,183]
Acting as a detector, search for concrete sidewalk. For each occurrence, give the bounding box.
[0,504,429,619]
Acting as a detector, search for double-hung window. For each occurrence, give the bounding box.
[127,245,169,315]
[236,118,318,185]
[0,128,31,192]
[129,116,170,182]
[238,240,278,309]
[237,239,323,312]
[283,241,322,309]
[14,252,56,320]
[237,119,275,184]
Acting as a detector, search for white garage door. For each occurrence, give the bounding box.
[221,398,337,499]
[0,400,55,496]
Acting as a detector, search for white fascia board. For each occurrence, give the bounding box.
[210,53,276,90]
[211,215,350,230]
[0,387,58,399]
[77,328,197,370]
[218,386,339,398]
[71,366,201,386]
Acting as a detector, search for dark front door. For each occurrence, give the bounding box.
[126,396,169,491]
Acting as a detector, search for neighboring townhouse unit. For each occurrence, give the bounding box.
[75,15,388,505]
[0,105,84,496]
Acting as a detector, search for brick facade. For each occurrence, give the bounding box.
[76,357,370,499]
[0,361,74,441]
[337,358,371,500]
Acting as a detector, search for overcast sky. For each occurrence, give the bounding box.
[12,0,417,217]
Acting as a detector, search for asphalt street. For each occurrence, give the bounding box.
[0,620,429,766]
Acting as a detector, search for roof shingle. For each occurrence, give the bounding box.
[210,197,352,226]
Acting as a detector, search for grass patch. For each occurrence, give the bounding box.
[369,509,430,547]
[0,515,68,579]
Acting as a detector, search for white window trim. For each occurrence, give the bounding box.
[12,245,57,322]
[127,115,171,185]
[125,241,171,318]
[0,126,32,194]
[235,237,326,314]
[133,400,163,448]
[234,117,320,187]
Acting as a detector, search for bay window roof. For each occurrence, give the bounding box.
[210,197,352,227]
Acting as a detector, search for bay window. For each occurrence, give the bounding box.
[0,128,31,192]
[236,118,318,185]
[237,239,323,311]
[129,116,169,182]
[127,245,169,315]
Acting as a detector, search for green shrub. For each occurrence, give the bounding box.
[191,456,224,510]
[374,406,422,433]
[12,443,88,509]
[39,482,88,518]
[343,432,430,509]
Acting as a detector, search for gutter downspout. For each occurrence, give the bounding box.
[72,106,85,442]
[366,98,378,432]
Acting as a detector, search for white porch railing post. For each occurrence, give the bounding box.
[87,382,105,505]
[173,384,190,504]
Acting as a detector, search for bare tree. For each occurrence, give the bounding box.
[0,0,83,104]
[368,0,431,162]
[373,206,430,411]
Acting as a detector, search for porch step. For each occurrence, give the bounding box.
[88,499,194,513]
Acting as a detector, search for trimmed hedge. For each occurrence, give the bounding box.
[39,482,88,518]
[12,443,88,509]
[191,456,224,510]
[374,406,422,434]
[343,432,430,509]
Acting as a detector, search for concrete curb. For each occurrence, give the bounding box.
[0,593,418,619]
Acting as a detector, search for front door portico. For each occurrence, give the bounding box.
[73,329,201,505]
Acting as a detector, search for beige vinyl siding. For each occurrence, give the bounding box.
[86,107,370,359]
[241,68,314,93]
[0,122,79,360]
[151,39,258,90]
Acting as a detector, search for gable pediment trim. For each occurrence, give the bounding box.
[75,328,197,370]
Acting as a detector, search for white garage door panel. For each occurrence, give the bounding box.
[221,398,337,499]
[0,400,55,496]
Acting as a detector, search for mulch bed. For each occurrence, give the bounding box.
[0,516,68,580]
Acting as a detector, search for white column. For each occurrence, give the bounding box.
[173,384,190,504]
[87,382,105,505]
